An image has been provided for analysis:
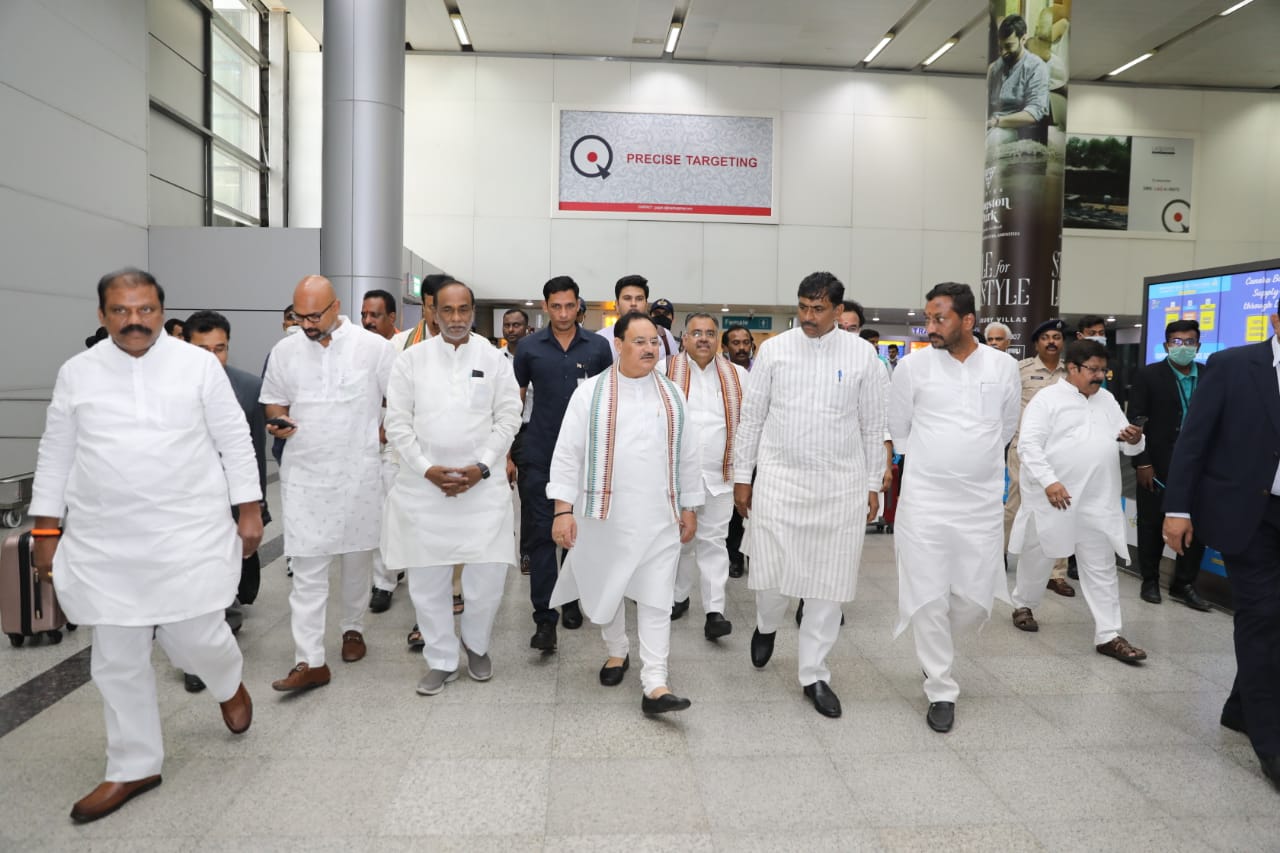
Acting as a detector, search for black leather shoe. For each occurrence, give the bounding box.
[728,559,745,579]
[671,598,690,621]
[750,628,775,668]
[530,622,557,651]
[369,588,392,613]
[927,701,955,733]
[1067,556,1079,580]
[561,600,583,630]
[1260,755,1280,792]
[1220,705,1247,735]
[1140,580,1162,604]
[795,599,804,626]
[704,612,732,640]
[183,673,206,693]
[1169,585,1212,612]
[641,692,692,715]
[802,680,842,718]
[599,655,630,687]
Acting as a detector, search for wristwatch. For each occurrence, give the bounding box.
[476,462,491,480]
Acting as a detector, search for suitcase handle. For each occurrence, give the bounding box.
[16,533,38,632]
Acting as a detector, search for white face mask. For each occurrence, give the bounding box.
[1084,335,1106,345]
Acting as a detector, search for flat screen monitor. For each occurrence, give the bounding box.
[1142,258,1280,366]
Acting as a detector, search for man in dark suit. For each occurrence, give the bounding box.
[1164,312,1280,792]
[1128,319,1212,610]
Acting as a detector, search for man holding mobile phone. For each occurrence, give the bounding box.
[1127,319,1213,610]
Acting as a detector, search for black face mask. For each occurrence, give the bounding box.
[651,313,672,330]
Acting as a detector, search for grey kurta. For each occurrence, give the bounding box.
[732,327,888,602]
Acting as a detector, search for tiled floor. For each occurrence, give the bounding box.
[0,492,1273,851]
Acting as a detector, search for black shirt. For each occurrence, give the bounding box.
[513,325,614,469]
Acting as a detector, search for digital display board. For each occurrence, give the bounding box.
[1142,260,1280,365]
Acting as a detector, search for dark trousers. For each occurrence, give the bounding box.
[512,428,532,560]
[1222,496,1280,759]
[517,463,560,626]
[1135,484,1204,588]
[237,552,261,605]
[726,508,744,565]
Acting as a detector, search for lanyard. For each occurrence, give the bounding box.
[1174,371,1196,424]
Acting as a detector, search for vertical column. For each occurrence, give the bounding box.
[321,0,405,311]
[979,2,1070,358]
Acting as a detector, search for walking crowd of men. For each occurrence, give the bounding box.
[27,266,1280,822]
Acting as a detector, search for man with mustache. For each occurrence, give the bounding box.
[665,313,749,640]
[360,289,402,615]
[1008,340,1149,664]
[30,269,262,821]
[734,272,888,718]
[1006,318,1073,596]
[548,312,702,715]
[720,324,755,579]
[261,275,396,692]
[890,282,1020,734]
[985,13,1050,146]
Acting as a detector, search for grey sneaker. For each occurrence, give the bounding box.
[416,669,458,696]
[463,643,492,682]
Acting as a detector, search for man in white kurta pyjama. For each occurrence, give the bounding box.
[890,283,1020,733]
[31,270,262,822]
[261,277,396,690]
[1009,340,1149,663]
[733,273,888,719]
[382,282,523,695]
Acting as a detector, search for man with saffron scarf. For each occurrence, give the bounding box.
[548,312,704,715]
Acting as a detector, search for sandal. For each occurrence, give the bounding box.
[1011,607,1039,632]
[1096,635,1147,663]
[406,625,424,652]
[453,594,465,615]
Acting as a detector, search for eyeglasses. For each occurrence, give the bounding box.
[294,300,335,324]
[1166,338,1198,347]
[686,330,717,339]
[1073,363,1108,375]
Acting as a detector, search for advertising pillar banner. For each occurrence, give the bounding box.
[980,1,1070,360]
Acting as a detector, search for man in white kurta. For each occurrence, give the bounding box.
[890,283,1020,734]
[663,313,748,640]
[733,273,888,719]
[30,269,261,822]
[382,282,523,695]
[548,313,704,715]
[261,276,396,691]
[1009,339,1149,662]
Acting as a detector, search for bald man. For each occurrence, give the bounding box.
[261,276,397,691]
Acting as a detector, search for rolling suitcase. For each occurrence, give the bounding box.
[1,530,75,647]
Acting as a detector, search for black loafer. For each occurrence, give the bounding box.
[1140,580,1162,604]
[728,559,745,578]
[183,673,206,694]
[802,680,842,718]
[561,600,584,630]
[927,701,955,733]
[794,599,804,626]
[530,622,557,651]
[1220,705,1247,735]
[641,692,691,715]
[1170,585,1212,612]
[599,655,630,687]
[1261,755,1280,792]
[704,612,732,640]
[671,598,690,621]
[369,588,392,613]
[750,628,775,668]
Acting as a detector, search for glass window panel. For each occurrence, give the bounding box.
[212,0,260,51]
[212,148,260,219]
[212,29,259,110]
[212,88,260,157]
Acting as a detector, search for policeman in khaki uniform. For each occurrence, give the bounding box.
[1003,318,1073,596]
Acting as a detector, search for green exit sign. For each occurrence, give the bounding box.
[721,316,772,331]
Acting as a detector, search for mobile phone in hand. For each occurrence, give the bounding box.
[266,417,295,430]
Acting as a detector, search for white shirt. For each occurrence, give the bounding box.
[260,317,396,556]
[1011,379,1145,558]
[663,356,749,496]
[504,346,534,424]
[31,333,261,626]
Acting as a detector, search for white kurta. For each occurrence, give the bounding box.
[890,344,1021,635]
[31,333,261,626]
[732,327,888,602]
[663,357,750,496]
[1009,380,1145,559]
[382,333,522,569]
[260,317,395,557]
[546,371,704,623]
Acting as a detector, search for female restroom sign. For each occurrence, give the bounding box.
[556,108,777,222]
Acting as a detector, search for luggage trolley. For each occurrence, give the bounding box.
[0,473,33,529]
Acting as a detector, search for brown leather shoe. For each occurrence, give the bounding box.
[271,662,331,692]
[341,630,367,663]
[1011,607,1039,632]
[70,776,162,823]
[1046,578,1076,597]
[1096,635,1147,664]
[219,682,252,734]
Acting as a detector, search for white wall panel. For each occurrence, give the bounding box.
[850,227,923,309]
[406,55,476,102]
[549,218,629,303]
[920,230,981,307]
[923,75,984,124]
[149,35,204,122]
[474,101,552,218]
[629,64,707,110]
[1128,88,1204,135]
[404,214,475,282]
[705,65,781,112]
[1059,234,1129,315]
[1066,86,1132,134]
[148,227,321,311]
[702,224,777,305]
[779,68,856,115]
[552,58,631,106]
[475,57,554,103]
[473,217,551,299]
[852,114,925,230]
[777,226,851,296]
[0,291,98,393]
[851,75,928,119]
[1192,240,1272,271]
[1127,239,1197,315]
[625,221,703,304]
[42,0,147,71]
[146,0,203,68]
[1197,93,1271,242]
[779,111,853,226]
[404,101,475,217]
[921,118,984,232]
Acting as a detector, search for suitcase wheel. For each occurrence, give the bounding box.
[8,633,23,648]
[67,623,78,631]
[46,630,62,644]
[1,509,22,528]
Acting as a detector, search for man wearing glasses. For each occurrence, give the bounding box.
[261,275,396,692]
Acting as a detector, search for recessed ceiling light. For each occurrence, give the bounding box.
[524,300,533,306]
[1220,0,1255,15]
[1106,316,1116,322]
[720,305,730,313]
[906,310,915,316]
[922,38,957,67]
[664,21,683,55]
[1107,52,1154,77]
[863,34,893,65]
[1134,322,1143,327]
[871,316,880,322]
[448,12,471,48]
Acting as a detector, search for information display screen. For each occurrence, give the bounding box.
[1143,260,1280,365]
